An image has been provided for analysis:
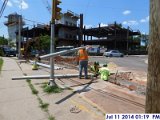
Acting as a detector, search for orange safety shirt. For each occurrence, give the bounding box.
[78,49,88,61]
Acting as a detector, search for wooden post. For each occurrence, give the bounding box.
[145,0,160,113]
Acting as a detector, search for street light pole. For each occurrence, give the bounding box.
[49,23,55,86]
[49,0,56,86]
[49,0,62,86]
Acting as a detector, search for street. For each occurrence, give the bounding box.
[89,55,148,72]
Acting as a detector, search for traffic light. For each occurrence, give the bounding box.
[53,0,62,20]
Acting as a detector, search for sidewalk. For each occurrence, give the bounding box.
[0,57,104,120]
[0,57,47,120]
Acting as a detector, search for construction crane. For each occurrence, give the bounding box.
[41,0,51,14]
[0,0,8,18]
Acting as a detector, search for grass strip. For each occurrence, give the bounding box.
[26,80,56,120]
[0,58,3,72]
[26,79,38,95]
[41,83,63,94]
[37,97,49,112]
[48,115,55,120]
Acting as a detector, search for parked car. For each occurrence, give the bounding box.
[0,46,17,57]
[103,50,124,57]
[30,49,39,57]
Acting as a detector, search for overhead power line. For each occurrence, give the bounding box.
[0,0,8,18]
[41,0,51,14]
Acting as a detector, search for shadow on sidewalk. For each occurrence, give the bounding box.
[55,79,94,104]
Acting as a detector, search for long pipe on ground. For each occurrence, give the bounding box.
[12,74,93,80]
[40,46,85,59]
[29,60,63,69]
[12,71,131,80]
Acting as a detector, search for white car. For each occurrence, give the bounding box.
[103,50,124,57]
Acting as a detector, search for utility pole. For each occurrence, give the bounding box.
[145,0,160,113]
[49,0,61,86]
[18,15,21,59]
[79,14,83,46]
[18,0,22,59]
[126,26,129,56]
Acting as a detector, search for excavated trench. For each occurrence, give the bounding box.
[108,73,146,96]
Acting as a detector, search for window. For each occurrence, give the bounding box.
[69,23,72,26]
[69,34,72,39]
[73,36,76,39]
[65,21,68,25]
[65,34,68,38]
[73,24,76,27]
[111,50,119,53]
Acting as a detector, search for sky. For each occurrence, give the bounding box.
[0,0,149,38]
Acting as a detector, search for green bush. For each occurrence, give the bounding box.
[0,58,3,72]
[0,49,4,56]
[42,83,63,94]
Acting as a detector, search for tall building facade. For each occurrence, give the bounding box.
[57,10,79,40]
[4,13,24,48]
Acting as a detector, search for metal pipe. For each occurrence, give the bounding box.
[29,60,63,69]
[40,46,85,59]
[12,75,50,80]
[12,74,93,80]
[29,60,50,68]
[49,0,56,86]
[12,71,131,81]
[50,22,55,85]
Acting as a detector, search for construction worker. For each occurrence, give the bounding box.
[90,61,100,77]
[77,46,89,79]
[99,64,110,81]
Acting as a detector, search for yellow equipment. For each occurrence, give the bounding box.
[32,60,38,70]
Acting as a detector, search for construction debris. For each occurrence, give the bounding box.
[70,106,81,113]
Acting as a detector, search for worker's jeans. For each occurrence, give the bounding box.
[79,60,88,79]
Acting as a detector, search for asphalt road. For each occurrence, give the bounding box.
[89,55,148,72]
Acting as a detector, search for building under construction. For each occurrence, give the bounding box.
[83,23,141,53]
[20,11,80,47]
[4,13,25,50]
[7,11,141,54]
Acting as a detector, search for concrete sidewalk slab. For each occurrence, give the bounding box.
[16,59,105,120]
[0,98,47,120]
[0,57,46,120]
[85,81,145,113]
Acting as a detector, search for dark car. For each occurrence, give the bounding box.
[0,47,17,57]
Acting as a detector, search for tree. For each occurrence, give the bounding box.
[39,35,50,52]
[0,36,8,45]
[145,0,160,113]
[8,39,16,48]
[39,35,58,53]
